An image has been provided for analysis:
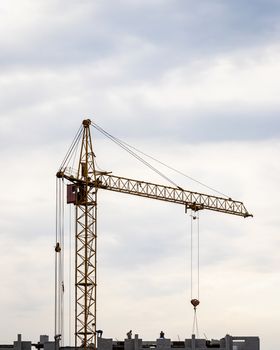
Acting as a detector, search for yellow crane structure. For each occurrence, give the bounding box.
[55,119,252,350]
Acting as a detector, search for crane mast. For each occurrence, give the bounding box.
[57,120,98,349]
[56,119,252,350]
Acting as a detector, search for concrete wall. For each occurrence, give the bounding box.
[98,338,113,350]
[14,335,31,350]
[97,334,260,350]
[232,337,260,350]
[0,333,260,350]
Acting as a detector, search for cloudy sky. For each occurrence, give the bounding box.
[0,1,280,349]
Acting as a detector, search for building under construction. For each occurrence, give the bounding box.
[0,334,260,350]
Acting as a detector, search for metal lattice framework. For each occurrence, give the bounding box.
[57,119,252,350]
[75,120,97,349]
[95,174,251,217]
[57,120,98,349]
[75,196,97,348]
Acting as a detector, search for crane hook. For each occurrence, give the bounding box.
[191,298,200,309]
[55,242,61,253]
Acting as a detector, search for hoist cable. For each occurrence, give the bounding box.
[55,178,62,339]
[192,309,199,337]
[190,211,200,337]
[91,122,229,198]
[55,178,58,338]
[197,212,200,301]
[190,212,200,300]
[59,125,83,171]
[190,215,193,300]
[61,181,65,345]
[59,180,62,339]
[91,122,181,189]
[55,177,66,345]
[68,204,72,345]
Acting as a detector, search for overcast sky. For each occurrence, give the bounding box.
[0,1,279,350]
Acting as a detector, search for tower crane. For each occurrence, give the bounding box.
[55,119,252,350]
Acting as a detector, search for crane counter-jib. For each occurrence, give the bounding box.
[56,171,252,218]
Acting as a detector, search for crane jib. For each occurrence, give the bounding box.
[57,171,252,218]
[96,174,251,217]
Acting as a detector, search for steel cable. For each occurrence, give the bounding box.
[91,122,181,188]
[91,122,229,198]
[59,126,83,171]
[190,211,200,337]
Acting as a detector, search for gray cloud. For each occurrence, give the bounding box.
[1,1,280,349]
[1,0,280,70]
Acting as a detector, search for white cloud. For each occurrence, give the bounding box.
[0,1,280,349]
[107,44,280,113]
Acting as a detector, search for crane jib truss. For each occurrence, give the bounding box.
[58,172,252,218]
[56,119,252,350]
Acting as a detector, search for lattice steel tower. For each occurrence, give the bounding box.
[57,119,98,349]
